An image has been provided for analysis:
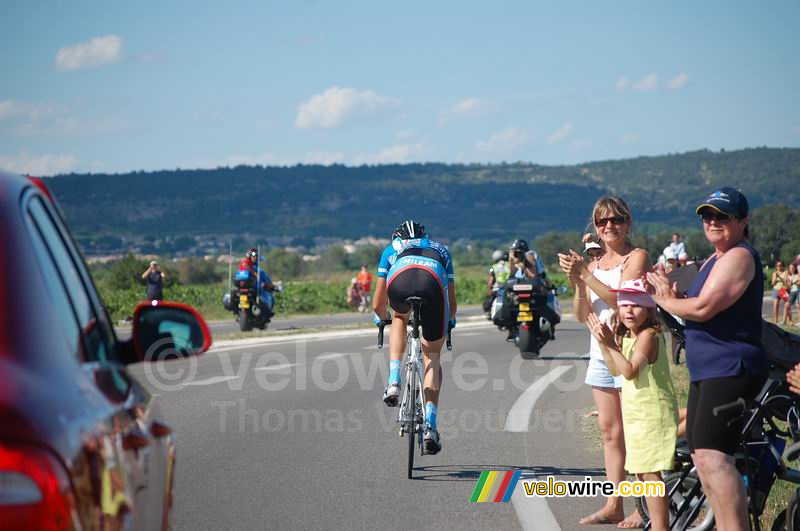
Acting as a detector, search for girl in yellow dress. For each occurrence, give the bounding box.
[586,278,678,531]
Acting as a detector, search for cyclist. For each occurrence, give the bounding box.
[373,220,457,455]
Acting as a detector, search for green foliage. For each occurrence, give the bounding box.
[533,231,583,270]
[265,248,304,279]
[47,148,800,241]
[750,204,800,264]
[174,257,222,284]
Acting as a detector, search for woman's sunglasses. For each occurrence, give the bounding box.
[699,210,735,224]
[594,215,628,227]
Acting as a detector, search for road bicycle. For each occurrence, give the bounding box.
[377,297,452,479]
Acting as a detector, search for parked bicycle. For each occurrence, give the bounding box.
[377,297,452,479]
[637,377,800,531]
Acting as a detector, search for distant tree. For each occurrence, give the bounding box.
[173,236,196,252]
[749,204,800,265]
[533,231,582,270]
[175,257,220,284]
[319,246,349,272]
[265,248,304,279]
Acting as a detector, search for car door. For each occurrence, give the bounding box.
[24,192,170,530]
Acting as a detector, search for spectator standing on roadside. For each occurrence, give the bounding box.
[583,234,605,263]
[141,260,165,302]
[772,260,790,323]
[357,265,373,305]
[647,187,767,531]
[559,196,652,528]
[786,263,799,326]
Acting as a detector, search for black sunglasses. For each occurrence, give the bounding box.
[700,210,734,224]
[594,215,628,227]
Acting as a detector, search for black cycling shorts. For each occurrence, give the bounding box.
[686,374,767,456]
[387,267,447,342]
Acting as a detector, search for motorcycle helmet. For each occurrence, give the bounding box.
[491,250,503,262]
[247,247,258,259]
[509,238,529,254]
[392,220,426,240]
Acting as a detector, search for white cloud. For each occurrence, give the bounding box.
[615,77,629,91]
[665,73,689,91]
[220,153,288,167]
[546,122,573,145]
[353,143,425,165]
[302,151,345,165]
[0,151,77,176]
[294,86,400,129]
[632,73,659,92]
[55,35,124,71]
[0,99,60,122]
[476,127,530,153]
[620,133,640,145]
[437,97,490,125]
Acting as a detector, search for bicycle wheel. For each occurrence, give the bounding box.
[773,489,800,531]
[407,362,416,479]
[663,471,714,531]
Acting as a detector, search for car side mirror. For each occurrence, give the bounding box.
[131,301,211,362]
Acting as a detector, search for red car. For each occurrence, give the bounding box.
[0,171,211,530]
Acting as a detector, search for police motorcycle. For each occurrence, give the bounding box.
[223,266,282,332]
[491,239,565,359]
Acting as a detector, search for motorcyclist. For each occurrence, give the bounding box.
[485,250,510,316]
[238,248,276,316]
[508,239,539,279]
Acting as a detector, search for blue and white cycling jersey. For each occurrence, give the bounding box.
[377,237,455,287]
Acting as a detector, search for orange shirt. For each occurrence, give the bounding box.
[357,271,372,293]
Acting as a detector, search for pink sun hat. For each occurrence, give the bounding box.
[609,278,656,308]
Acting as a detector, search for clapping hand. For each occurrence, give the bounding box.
[788,363,800,395]
[558,250,587,280]
[645,270,678,300]
[586,312,615,347]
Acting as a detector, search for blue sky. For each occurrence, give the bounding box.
[1,1,798,175]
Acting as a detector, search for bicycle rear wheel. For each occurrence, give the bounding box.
[407,364,416,479]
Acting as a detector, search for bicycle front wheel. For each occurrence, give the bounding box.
[407,364,416,479]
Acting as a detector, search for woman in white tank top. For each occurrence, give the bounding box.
[559,196,652,527]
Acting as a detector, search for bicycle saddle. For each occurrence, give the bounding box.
[404,296,426,307]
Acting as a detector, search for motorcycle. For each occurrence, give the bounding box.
[223,269,282,332]
[492,277,566,359]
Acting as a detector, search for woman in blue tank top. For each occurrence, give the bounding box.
[647,187,766,530]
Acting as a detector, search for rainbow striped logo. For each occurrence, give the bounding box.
[469,471,521,502]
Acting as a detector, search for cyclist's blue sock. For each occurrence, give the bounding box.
[388,360,401,386]
[425,402,438,429]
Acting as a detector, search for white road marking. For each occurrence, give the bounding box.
[505,365,574,531]
[184,375,240,386]
[511,473,561,530]
[254,363,296,371]
[457,332,484,337]
[504,366,573,432]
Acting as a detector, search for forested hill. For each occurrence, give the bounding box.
[45,147,800,240]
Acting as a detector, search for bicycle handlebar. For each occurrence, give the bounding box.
[713,396,791,438]
[377,319,455,350]
[377,319,393,349]
[713,397,747,417]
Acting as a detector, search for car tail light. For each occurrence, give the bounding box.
[0,441,77,530]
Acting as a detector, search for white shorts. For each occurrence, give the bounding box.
[584,356,623,389]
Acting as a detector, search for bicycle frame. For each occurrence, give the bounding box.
[397,330,425,441]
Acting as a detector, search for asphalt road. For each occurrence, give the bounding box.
[125,297,779,530]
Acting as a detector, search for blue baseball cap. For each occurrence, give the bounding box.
[695,187,749,217]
